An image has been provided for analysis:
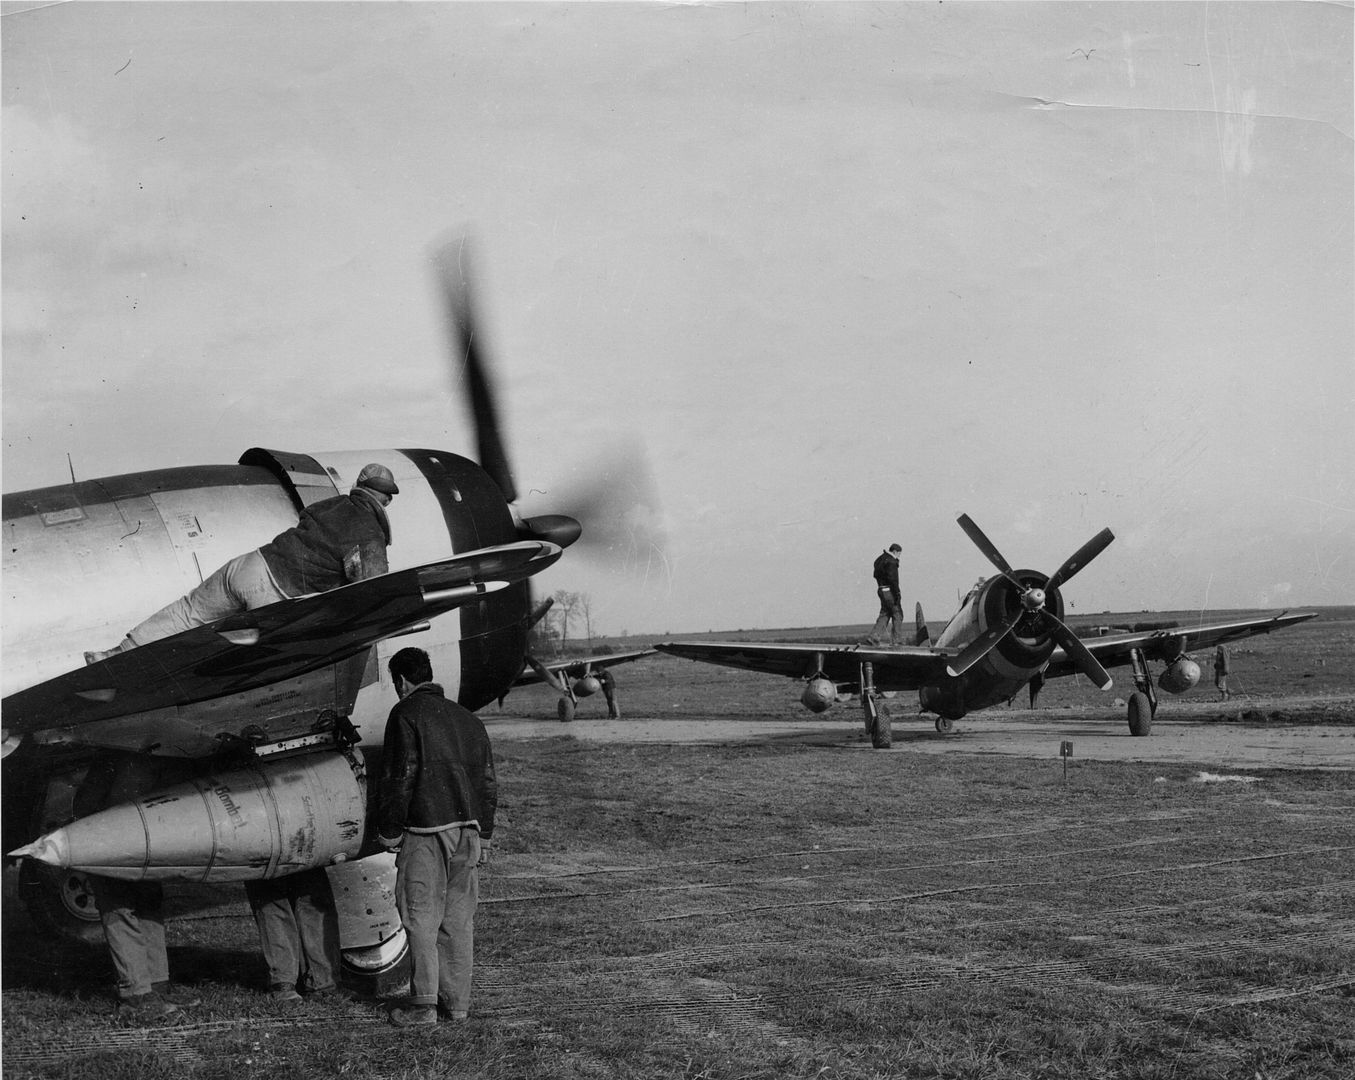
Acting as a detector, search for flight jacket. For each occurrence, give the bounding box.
[376,683,498,841]
[872,550,901,602]
[258,488,391,597]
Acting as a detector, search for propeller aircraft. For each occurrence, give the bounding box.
[2,236,658,985]
[656,515,1316,749]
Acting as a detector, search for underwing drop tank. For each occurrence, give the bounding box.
[1157,657,1202,694]
[12,749,366,882]
[801,677,837,714]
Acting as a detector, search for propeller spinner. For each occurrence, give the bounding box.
[946,514,1114,690]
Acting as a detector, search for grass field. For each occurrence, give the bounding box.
[3,609,1353,1079]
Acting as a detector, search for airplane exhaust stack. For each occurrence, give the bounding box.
[9,750,366,883]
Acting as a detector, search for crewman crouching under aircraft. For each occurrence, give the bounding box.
[85,463,399,663]
[74,752,203,1017]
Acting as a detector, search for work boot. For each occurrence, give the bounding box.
[269,983,302,1004]
[437,1000,468,1021]
[153,982,201,1008]
[388,1004,437,1027]
[118,992,178,1019]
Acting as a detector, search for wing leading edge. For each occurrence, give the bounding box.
[512,649,657,688]
[3,540,562,734]
[1045,611,1319,681]
[654,641,954,689]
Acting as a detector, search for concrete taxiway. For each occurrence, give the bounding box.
[489,698,1355,771]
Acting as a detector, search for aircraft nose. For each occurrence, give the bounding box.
[1022,587,1046,612]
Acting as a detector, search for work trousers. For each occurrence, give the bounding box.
[244,869,341,993]
[395,827,480,1011]
[870,587,904,645]
[125,549,288,647]
[92,877,168,999]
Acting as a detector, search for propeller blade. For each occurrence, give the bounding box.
[432,235,517,503]
[1046,616,1113,691]
[523,437,668,580]
[946,612,1020,678]
[528,595,555,631]
[1045,527,1115,593]
[1028,671,1045,708]
[956,514,1022,586]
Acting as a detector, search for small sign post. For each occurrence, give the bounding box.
[1060,740,1073,782]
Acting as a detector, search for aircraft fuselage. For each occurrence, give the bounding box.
[916,569,1063,719]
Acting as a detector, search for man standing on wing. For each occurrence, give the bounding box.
[377,647,497,1028]
[864,543,905,646]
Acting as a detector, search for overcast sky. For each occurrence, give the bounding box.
[4,2,1352,636]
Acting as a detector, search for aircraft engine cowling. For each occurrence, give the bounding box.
[574,675,601,698]
[1158,657,1202,694]
[801,677,837,714]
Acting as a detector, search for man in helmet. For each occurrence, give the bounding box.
[86,463,399,661]
[863,543,905,646]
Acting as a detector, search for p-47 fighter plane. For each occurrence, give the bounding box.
[656,515,1316,749]
[2,238,657,985]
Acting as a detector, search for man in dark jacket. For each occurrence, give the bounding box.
[865,543,904,646]
[88,463,398,660]
[377,647,497,1027]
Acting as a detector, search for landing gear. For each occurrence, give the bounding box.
[1128,692,1152,737]
[934,716,954,735]
[1127,647,1158,736]
[860,662,892,749]
[16,860,105,945]
[557,696,575,723]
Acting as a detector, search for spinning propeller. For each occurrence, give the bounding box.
[431,232,666,628]
[946,514,1114,689]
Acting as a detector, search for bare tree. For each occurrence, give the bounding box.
[552,590,582,652]
[579,593,594,650]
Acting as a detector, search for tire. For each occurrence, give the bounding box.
[934,716,955,735]
[870,702,892,749]
[1128,691,1152,737]
[557,697,576,723]
[16,859,106,946]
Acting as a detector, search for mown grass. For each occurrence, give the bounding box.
[4,738,1353,1080]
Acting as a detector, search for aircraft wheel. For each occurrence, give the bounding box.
[16,859,106,946]
[935,716,955,735]
[1128,692,1152,737]
[870,702,892,749]
[557,697,576,723]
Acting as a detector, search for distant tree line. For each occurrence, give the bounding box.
[529,590,596,657]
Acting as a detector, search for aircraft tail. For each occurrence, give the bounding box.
[914,603,931,647]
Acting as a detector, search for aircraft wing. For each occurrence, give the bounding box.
[2,540,561,735]
[513,649,657,688]
[654,641,955,689]
[1043,611,1319,681]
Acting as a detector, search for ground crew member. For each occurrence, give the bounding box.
[376,647,497,1027]
[243,868,344,1005]
[73,753,202,1018]
[86,463,399,662]
[864,543,904,646]
[1214,644,1231,701]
